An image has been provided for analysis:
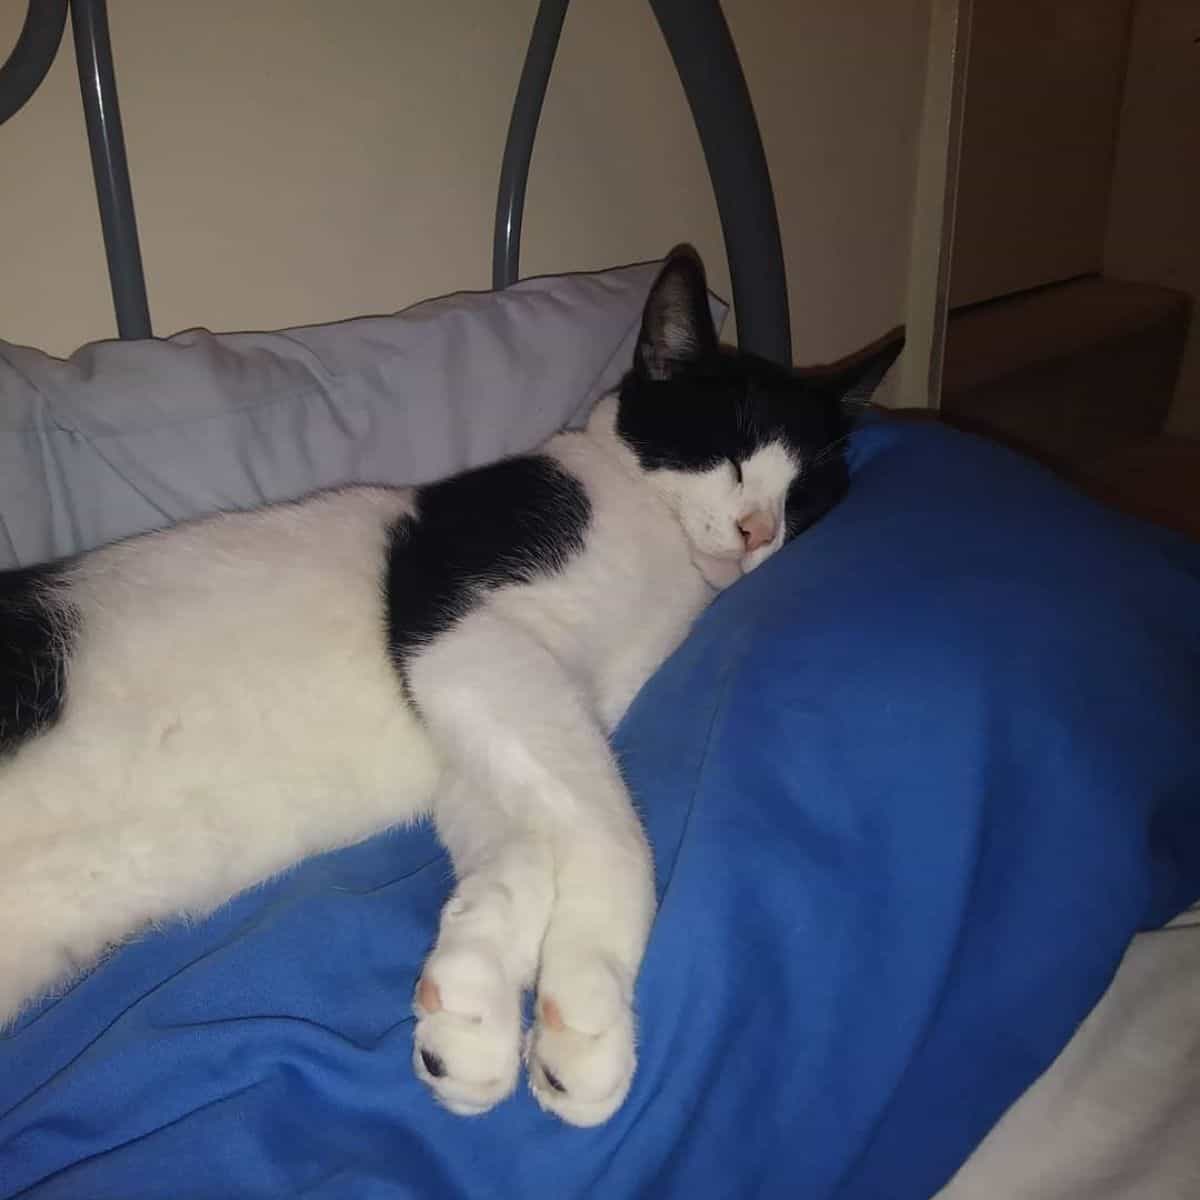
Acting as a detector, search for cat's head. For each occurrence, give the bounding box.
[616,245,903,588]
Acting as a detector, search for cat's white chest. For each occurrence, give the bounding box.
[483,432,712,729]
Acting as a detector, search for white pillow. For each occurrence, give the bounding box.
[0,264,725,567]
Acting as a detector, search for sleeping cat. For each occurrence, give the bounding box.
[0,246,900,1126]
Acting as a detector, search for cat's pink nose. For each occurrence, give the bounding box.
[738,510,777,552]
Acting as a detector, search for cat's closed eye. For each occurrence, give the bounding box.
[728,458,743,485]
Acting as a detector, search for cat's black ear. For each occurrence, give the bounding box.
[830,330,905,408]
[635,245,719,381]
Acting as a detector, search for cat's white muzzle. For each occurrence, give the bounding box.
[692,551,743,590]
[692,517,786,589]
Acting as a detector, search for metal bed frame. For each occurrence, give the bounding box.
[1,0,791,363]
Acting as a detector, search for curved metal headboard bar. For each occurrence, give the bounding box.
[494,0,791,365]
[649,0,791,365]
[70,0,151,339]
[492,0,570,292]
[0,0,68,127]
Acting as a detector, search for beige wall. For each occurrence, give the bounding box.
[1,0,929,370]
[1104,0,1200,437]
[949,0,1132,308]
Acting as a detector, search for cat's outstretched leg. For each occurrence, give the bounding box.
[525,820,654,1127]
[412,774,554,1116]
[408,612,655,1125]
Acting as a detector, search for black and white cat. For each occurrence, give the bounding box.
[0,247,899,1126]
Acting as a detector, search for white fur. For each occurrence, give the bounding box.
[649,438,797,585]
[0,394,797,1126]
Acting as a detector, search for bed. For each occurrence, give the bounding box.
[2,3,1199,1198]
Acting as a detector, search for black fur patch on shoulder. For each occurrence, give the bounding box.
[384,455,590,691]
[0,562,76,755]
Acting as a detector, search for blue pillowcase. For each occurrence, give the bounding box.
[2,418,1197,1199]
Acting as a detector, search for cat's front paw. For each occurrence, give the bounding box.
[527,955,637,1127]
[412,943,522,1116]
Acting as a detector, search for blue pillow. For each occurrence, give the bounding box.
[1,419,1197,1199]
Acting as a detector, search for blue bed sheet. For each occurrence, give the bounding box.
[2,419,1198,1199]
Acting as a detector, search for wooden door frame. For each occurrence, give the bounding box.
[897,0,973,410]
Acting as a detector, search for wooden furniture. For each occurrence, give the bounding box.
[937,273,1198,541]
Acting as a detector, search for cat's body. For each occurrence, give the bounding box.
[0,248,900,1126]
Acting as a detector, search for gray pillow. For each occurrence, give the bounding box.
[0,263,725,568]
